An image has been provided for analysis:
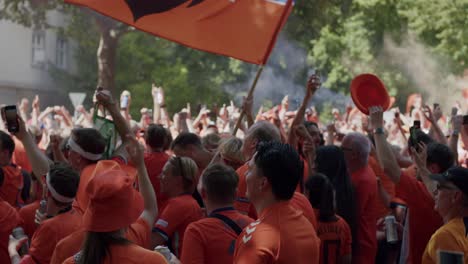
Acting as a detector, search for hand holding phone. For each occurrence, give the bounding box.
[1,105,19,133]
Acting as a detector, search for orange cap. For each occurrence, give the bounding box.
[350,74,390,115]
[75,160,137,215]
[82,168,143,232]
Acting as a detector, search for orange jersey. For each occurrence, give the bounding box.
[316,216,352,264]
[28,208,82,264]
[422,217,468,264]
[235,163,257,219]
[153,194,202,257]
[396,170,443,264]
[63,244,167,264]
[350,165,379,263]
[0,165,23,208]
[51,217,153,264]
[234,202,320,264]
[0,200,21,264]
[290,192,318,229]
[18,200,40,239]
[369,155,395,218]
[144,152,170,212]
[181,207,254,264]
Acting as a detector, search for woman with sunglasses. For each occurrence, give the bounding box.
[152,156,202,258]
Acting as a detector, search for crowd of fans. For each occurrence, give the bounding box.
[0,73,468,264]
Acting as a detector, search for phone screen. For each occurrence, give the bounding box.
[3,106,19,132]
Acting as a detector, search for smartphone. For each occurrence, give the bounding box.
[410,121,421,149]
[2,105,19,133]
[120,95,129,109]
[438,251,464,264]
[452,107,458,116]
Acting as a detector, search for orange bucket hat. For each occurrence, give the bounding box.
[75,160,137,215]
[82,168,143,232]
[350,73,390,115]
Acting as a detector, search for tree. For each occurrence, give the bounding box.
[1,0,130,92]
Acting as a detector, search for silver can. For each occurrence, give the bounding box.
[39,199,47,214]
[154,246,172,262]
[385,215,398,244]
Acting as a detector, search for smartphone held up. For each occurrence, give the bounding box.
[1,105,19,133]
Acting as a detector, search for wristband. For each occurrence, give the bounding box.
[159,104,166,108]
[452,129,460,136]
[374,127,385,135]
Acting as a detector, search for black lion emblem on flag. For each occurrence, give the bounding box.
[125,0,206,22]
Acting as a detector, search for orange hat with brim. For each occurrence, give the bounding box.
[75,160,137,215]
[82,168,143,232]
[351,74,390,115]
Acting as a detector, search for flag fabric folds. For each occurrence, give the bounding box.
[65,0,294,65]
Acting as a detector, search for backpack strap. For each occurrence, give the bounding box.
[210,213,243,235]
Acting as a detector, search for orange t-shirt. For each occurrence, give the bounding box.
[0,165,23,208]
[0,200,21,264]
[28,208,82,264]
[181,207,254,264]
[396,170,443,264]
[290,192,318,229]
[350,165,379,264]
[63,244,167,264]
[51,217,153,264]
[368,155,395,218]
[12,137,32,173]
[144,152,169,212]
[18,200,40,239]
[234,163,257,219]
[153,194,202,257]
[316,215,352,264]
[234,202,320,264]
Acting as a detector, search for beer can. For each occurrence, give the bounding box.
[39,199,47,214]
[12,227,29,255]
[385,215,398,244]
[154,246,172,261]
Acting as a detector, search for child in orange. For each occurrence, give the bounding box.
[306,173,352,264]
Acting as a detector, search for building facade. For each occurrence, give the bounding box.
[0,10,75,106]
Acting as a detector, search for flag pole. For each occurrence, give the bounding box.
[232,65,264,135]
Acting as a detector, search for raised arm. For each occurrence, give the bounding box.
[96,88,132,144]
[449,115,462,165]
[287,74,320,147]
[411,142,436,196]
[13,116,50,180]
[126,135,158,227]
[369,106,402,184]
[423,105,447,145]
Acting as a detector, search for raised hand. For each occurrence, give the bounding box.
[125,134,145,166]
[369,106,384,130]
[307,73,321,94]
[95,87,115,107]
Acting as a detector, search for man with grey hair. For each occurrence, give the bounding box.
[235,121,281,218]
[342,132,379,264]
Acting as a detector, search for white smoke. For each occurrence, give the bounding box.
[226,34,350,112]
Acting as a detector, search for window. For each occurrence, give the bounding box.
[32,30,46,67]
[56,37,67,69]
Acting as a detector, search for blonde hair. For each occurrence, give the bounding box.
[219,137,245,164]
[168,156,198,193]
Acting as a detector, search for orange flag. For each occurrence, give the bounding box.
[65,0,294,65]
